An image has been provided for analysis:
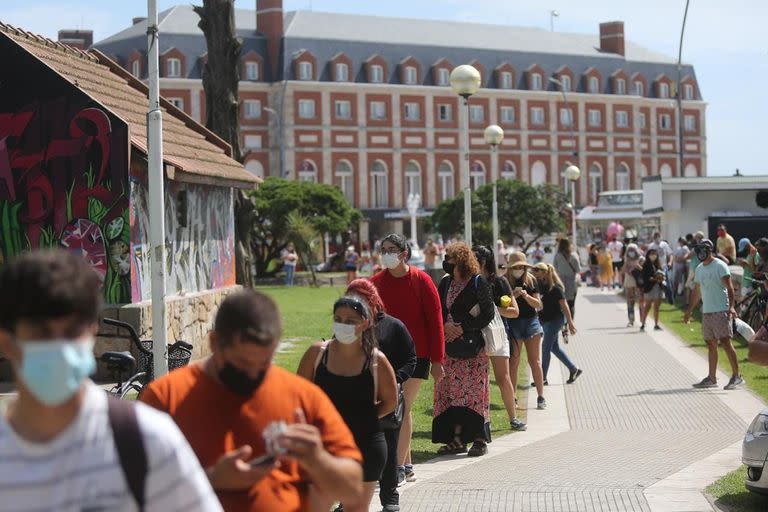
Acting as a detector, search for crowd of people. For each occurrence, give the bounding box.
[0,233,588,512]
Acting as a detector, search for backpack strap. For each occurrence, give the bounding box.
[312,340,330,380]
[107,397,147,512]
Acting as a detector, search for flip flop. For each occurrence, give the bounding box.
[437,440,467,455]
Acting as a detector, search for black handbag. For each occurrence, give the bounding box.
[445,330,485,359]
[379,383,405,430]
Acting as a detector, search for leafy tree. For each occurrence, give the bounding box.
[248,178,361,276]
[428,180,568,251]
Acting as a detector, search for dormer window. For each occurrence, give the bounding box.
[634,80,644,96]
[245,62,259,81]
[500,71,513,89]
[370,64,384,83]
[684,84,694,100]
[615,78,626,95]
[335,62,349,82]
[659,82,669,99]
[131,60,140,78]
[530,73,542,90]
[437,68,450,86]
[404,66,417,85]
[298,62,313,80]
[167,58,181,78]
[560,75,571,92]
[588,76,599,94]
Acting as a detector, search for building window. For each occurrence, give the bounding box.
[559,107,573,126]
[638,112,646,129]
[502,161,516,180]
[560,75,571,92]
[615,111,629,128]
[404,66,418,85]
[500,106,515,123]
[616,78,626,95]
[335,62,349,82]
[335,161,354,202]
[530,107,544,126]
[684,84,694,100]
[438,104,452,122]
[131,60,140,78]
[298,99,316,119]
[500,71,513,89]
[371,161,388,207]
[470,105,484,123]
[634,80,644,96]
[659,113,672,130]
[167,58,181,77]
[589,164,602,204]
[436,68,450,86]
[370,64,384,83]
[298,61,313,80]
[684,114,696,132]
[243,100,261,119]
[438,162,454,200]
[588,76,599,94]
[404,102,420,121]
[334,100,351,119]
[530,73,543,90]
[245,62,259,81]
[659,82,669,99]
[616,164,630,191]
[470,162,485,190]
[298,160,317,183]
[405,161,421,197]
[369,101,386,120]
[168,98,184,110]
[588,109,601,127]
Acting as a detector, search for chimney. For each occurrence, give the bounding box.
[599,21,625,56]
[256,0,284,81]
[57,29,93,50]
[133,17,147,25]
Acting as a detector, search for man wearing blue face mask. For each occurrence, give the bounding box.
[0,249,221,511]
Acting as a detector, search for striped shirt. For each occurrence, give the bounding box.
[0,381,222,512]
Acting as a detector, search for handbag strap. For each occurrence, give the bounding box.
[312,340,330,380]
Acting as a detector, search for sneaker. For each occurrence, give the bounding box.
[640,324,646,331]
[510,418,528,431]
[654,325,663,331]
[627,321,634,327]
[382,505,401,512]
[693,376,718,389]
[530,380,548,387]
[396,466,406,486]
[537,396,547,410]
[724,375,745,390]
[404,465,416,482]
[567,368,583,384]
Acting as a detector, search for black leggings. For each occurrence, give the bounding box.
[379,425,401,506]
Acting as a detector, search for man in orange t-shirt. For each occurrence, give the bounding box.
[141,290,363,511]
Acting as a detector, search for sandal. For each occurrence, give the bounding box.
[437,439,467,456]
[467,441,488,457]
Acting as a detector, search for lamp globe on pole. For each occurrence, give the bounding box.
[450,65,481,98]
[564,164,581,255]
[450,64,480,244]
[484,124,504,146]
[565,164,581,182]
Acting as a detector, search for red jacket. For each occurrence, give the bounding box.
[371,267,445,363]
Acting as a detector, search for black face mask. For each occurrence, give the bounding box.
[442,260,455,274]
[694,248,710,262]
[219,363,267,396]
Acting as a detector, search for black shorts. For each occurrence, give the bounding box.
[612,261,623,271]
[357,431,387,482]
[412,357,431,379]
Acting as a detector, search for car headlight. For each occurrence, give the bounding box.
[748,414,768,437]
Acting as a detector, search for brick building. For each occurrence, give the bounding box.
[93,1,706,240]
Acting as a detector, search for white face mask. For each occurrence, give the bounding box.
[511,269,525,279]
[381,253,401,269]
[649,255,658,261]
[333,322,359,344]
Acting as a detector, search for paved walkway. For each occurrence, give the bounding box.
[390,287,764,512]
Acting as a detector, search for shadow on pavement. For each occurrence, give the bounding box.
[617,387,729,398]
[583,294,625,304]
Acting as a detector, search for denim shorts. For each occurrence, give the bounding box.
[506,316,544,341]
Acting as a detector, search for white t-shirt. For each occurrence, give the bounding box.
[281,249,298,268]
[607,241,624,263]
[0,382,222,512]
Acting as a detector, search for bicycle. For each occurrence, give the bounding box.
[99,318,193,399]
[738,277,767,333]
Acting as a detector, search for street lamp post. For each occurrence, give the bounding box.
[450,64,481,244]
[264,107,284,177]
[676,0,691,177]
[407,193,421,249]
[565,164,581,251]
[484,125,504,247]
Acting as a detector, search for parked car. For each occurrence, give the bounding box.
[743,407,768,494]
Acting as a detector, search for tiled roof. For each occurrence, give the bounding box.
[0,22,259,189]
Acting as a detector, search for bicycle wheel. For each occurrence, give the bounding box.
[747,301,765,333]
[119,383,143,400]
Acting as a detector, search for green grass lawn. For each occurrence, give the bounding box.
[659,300,768,511]
[260,285,528,464]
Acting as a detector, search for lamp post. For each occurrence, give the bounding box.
[676,0,691,177]
[450,64,481,244]
[565,164,581,251]
[407,193,421,249]
[484,125,504,247]
[264,107,284,177]
[550,10,559,32]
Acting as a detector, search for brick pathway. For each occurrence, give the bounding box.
[395,288,747,512]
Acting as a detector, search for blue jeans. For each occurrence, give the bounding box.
[284,265,295,286]
[541,318,577,379]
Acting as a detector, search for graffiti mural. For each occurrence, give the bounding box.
[0,97,130,303]
[130,165,235,302]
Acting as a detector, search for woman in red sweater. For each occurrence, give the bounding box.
[371,233,445,484]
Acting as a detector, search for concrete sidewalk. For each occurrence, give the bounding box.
[389,287,762,512]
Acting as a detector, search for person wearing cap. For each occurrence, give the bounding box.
[506,252,547,410]
[684,240,744,390]
[737,238,758,298]
[716,224,737,265]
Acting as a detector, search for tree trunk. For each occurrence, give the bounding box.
[194,0,254,286]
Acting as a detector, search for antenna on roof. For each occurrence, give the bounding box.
[550,10,559,32]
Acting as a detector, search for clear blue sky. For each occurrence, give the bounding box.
[4,0,766,177]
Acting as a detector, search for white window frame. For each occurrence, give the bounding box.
[638,112,646,129]
[684,84,694,100]
[298,161,317,183]
[615,110,629,128]
[335,161,354,202]
[298,99,316,119]
[437,68,450,86]
[559,107,573,126]
[371,162,388,207]
[405,162,422,197]
[684,114,696,132]
[634,80,644,96]
[659,113,672,130]
[469,105,484,123]
[588,109,601,127]
[298,61,313,81]
[334,100,352,119]
[167,57,181,78]
[589,166,603,204]
[501,162,516,180]
[370,64,384,83]
[560,75,571,92]
[369,101,386,120]
[616,166,630,191]
[530,73,543,90]
[404,66,418,85]
[616,78,626,95]
[530,107,544,126]
[335,62,349,82]
[500,106,515,123]
[659,82,670,99]
[438,163,454,200]
[243,99,261,120]
[131,60,140,78]
[245,61,259,81]
[500,71,513,89]
[470,163,485,190]
[588,76,599,94]
[438,103,453,122]
[404,102,420,121]
[168,97,184,110]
